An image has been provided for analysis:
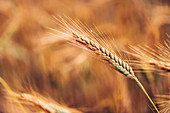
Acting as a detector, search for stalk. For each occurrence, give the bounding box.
[0,77,26,113]
[133,76,159,113]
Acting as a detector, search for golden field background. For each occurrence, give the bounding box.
[0,0,169,113]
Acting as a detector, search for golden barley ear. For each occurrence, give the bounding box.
[13,92,82,113]
[0,76,82,113]
[72,30,136,79]
[51,16,159,113]
[127,42,170,72]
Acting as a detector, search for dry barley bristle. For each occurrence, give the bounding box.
[72,31,135,79]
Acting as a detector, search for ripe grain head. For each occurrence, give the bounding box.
[51,16,136,79]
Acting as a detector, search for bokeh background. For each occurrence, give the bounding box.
[0,0,169,113]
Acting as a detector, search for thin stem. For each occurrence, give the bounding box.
[133,77,159,113]
[0,77,26,113]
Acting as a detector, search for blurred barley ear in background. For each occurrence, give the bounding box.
[0,0,169,113]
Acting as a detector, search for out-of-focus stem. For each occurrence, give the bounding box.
[0,77,26,113]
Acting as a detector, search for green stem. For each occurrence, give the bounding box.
[133,77,159,113]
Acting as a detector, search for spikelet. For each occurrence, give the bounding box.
[148,60,170,71]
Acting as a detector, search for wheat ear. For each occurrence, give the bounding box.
[13,92,82,113]
[128,44,170,72]
[71,30,159,113]
[148,60,170,71]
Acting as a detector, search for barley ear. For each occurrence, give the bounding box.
[53,16,160,112]
[72,31,159,113]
